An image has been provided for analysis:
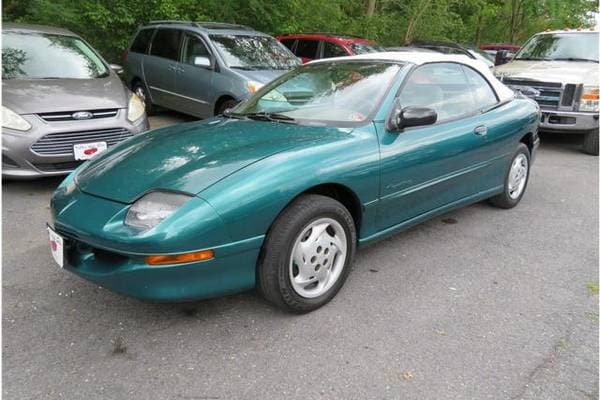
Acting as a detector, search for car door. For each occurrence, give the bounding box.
[375,62,496,231]
[171,32,214,118]
[144,28,182,108]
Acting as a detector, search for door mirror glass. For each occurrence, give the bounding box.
[389,106,437,131]
[193,56,211,67]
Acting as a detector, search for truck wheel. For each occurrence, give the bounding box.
[257,194,356,313]
[582,129,599,156]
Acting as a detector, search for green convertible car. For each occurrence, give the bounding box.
[49,52,540,312]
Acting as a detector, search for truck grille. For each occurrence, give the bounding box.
[37,109,119,122]
[31,127,132,156]
[502,79,565,110]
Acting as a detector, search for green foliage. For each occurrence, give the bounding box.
[2,0,598,62]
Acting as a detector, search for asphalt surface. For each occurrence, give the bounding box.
[3,111,599,400]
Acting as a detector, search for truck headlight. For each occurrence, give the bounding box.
[125,191,192,230]
[2,106,31,131]
[579,86,599,112]
[127,93,145,122]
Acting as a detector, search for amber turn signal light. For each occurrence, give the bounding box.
[146,250,215,265]
[582,89,600,101]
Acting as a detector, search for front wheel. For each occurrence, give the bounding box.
[489,143,530,209]
[132,81,156,116]
[257,194,356,313]
[582,129,599,156]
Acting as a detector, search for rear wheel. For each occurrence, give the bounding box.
[489,143,530,209]
[257,194,356,313]
[132,81,156,116]
[582,129,599,156]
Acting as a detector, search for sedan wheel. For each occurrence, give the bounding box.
[489,143,530,209]
[258,194,356,313]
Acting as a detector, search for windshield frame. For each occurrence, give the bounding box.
[228,59,405,128]
[2,30,110,80]
[515,32,599,62]
[209,33,300,70]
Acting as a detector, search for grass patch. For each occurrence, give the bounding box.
[586,282,599,295]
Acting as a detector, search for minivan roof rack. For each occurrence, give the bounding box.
[146,21,254,31]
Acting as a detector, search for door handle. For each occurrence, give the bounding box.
[474,125,488,136]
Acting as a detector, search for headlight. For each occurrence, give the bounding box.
[2,106,31,131]
[127,93,145,122]
[579,86,599,112]
[246,80,264,94]
[125,191,192,230]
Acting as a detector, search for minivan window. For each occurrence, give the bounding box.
[131,29,155,54]
[210,34,299,70]
[2,31,109,80]
[296,40,319,59]
[516,32,599,62]
[182,34,211,65]
[150,29,182,60]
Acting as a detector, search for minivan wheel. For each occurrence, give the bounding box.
[133,82,156,116]
[582,129,599,156]
[489,143,530,209]
[257,194,356,313]
[216,99,237,116]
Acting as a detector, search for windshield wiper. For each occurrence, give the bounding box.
[244,112,297,124]
[553,57,598,63]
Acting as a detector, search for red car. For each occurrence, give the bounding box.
[277,33,383,63]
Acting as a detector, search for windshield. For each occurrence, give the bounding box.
[2,31,109,79]
[230,61,401,125]
[516,32,599,62]
[349,43,385,54]
[210,34,300,70]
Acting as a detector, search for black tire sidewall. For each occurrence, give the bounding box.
[217,99,237,116]
[582,129,599,156]
[258,195,356,313]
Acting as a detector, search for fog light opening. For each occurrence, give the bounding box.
[146,250,215,266]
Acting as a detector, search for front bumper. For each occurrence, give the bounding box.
[59,233,261,302]
[539,110,599,134]
[2,111,149,179]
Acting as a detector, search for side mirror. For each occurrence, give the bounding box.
[388,106,437,131]
[109,64,124,75]
[495,50,508,66]
[193,56,211,68]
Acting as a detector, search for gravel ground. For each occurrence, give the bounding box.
[2,112,598,400]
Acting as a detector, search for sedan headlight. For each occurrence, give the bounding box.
[127,93,145,122]
[579,86,599,112]
[246,80,264,94]
[125,191,192,230]
[2,106,31,131]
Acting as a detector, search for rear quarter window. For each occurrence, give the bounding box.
[280,39,296,50]
[131,29,155,54]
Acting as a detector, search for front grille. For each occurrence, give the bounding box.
[33,161,83,172]
[38,109,119,122]
[31,127,132,156]
[503,78,563,110]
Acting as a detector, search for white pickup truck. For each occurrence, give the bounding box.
[495,29,599,155]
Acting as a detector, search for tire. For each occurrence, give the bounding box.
[489,143,530,209]
[132,81,156,116]
[582,129,599,156]
[257,194,357,313]
[216,99,237,116]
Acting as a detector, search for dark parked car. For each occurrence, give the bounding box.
[277,33,383,63]
[2,23,149,179]
[125,21,300,118]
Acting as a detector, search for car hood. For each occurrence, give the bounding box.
[75,118,352,204]
[1,74,128,114]
[495,60,599,86]
[234,69,290,84]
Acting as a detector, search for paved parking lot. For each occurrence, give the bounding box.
[3,112,598,400]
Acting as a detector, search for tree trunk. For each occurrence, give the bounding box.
[404,0,432,44]
[366,0,376,17]
[475,13,483,46]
